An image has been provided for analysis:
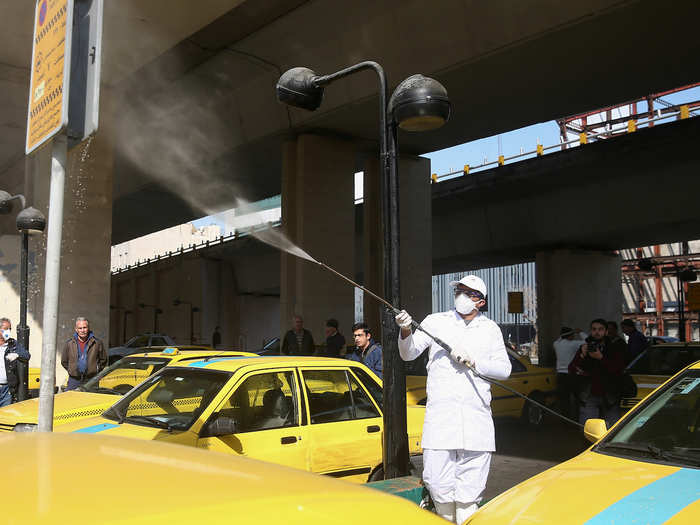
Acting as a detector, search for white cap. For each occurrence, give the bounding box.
[449,275,487,297]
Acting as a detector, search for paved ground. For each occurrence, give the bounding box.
[410,414,588,502]
[485,416,588,500]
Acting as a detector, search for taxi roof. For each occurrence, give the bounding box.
[170,355,356,372]
[4,433,443,524]
[128,348,257,360]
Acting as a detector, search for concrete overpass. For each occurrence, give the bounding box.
[1,0,700,369]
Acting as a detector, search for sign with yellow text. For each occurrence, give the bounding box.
[26,0,74,154]
[687,283,700,312]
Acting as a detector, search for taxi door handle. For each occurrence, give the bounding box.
[366,425,381,433]
[281,436,297,444]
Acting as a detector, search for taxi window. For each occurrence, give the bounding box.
[348,373,380,419]
[215,371,298,433]
[82,357,169,395]
[509,354,527,373]
[629,346,700,375]
[150,337,168,346]
[302,370,353,424]
[351,367,383,410]
[103,369,230,431]
[128,336,149,348]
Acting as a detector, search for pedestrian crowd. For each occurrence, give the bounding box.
[554,317,646,427]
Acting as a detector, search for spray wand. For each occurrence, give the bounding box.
[315,258,584,429]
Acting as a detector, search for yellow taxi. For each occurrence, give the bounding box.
[622,342,700,409]
[4,433,444,524]
[466,360,700,524]
[406,348,556,425]
[58,356,426,483]
[0,348,255,432]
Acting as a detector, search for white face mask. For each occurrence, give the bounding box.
[454,293,477,315]
[1,329,10,341]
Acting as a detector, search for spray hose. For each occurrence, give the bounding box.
[316,260,584,430]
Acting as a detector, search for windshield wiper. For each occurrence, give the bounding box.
[85,387,121,395]
[649,446,700,466]
[125,415,173,432]
[597,442,658,456]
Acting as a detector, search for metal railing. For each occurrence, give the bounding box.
[431,104,697,183]
[111,220,282,274]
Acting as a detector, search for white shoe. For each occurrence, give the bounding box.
[434,501,456,522]
[455,502,478,524]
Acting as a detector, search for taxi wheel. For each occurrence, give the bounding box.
[522,392,545,426]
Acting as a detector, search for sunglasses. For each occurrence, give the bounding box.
[455,289,484,300]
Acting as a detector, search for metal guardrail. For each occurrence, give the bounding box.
[111,220,282,275]
[431,104,696,182]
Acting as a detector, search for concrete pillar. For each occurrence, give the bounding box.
[363,155,432,335]
[536,249,622,365]
[280,134,356,346]
[22,94,115,385]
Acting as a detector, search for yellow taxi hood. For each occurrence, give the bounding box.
[468,451,700,524]
[4,433,445,524]
[0,391,116,426]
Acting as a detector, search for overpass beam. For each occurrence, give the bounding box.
[536,249,621,365]
[364,155,432,341]
[280,135,356,346]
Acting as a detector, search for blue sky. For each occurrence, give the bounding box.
[193,85,699,229]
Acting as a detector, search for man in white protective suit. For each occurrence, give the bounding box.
[395,275,511,524]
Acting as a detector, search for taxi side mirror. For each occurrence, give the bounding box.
[583,418,607,443]
[202,416,237,438]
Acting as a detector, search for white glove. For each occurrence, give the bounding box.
[450,347,475,368]
[6,352,18,362]
[395,310,413,328]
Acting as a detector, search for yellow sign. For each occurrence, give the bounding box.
[508,291,524,314]
[26,0,73,153]
[687,283,700,312]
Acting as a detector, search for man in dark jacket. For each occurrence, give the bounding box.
[61,317,107,390]
[569,318,625,427]
[621,319,647,363]
[281,315,315,356]
[323,318,346,357]
[346,322,383,378]
[0,317,30,406]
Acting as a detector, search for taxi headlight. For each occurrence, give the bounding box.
[13,423,38,432]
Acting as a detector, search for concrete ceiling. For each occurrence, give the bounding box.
[2,1,699,245]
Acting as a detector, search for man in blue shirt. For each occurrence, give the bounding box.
[345,322,382,378]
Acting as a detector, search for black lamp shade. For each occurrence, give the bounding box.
[0,190,12,214]
[389,74,451,132]
[276,67,324,111]
[16,206,46,234]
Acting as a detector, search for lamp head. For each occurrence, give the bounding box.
[173,299,181,307]
[276,67,324,111]
[680,268,697,282]
[388,74,451,132]
[0,190,14,214]
[16,206,46,235]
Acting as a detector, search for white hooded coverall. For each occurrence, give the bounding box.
[398,310,511,521]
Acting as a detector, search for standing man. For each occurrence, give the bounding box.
[553,326,585,420]
[281,315,315,356]
[211,326,222,349]
[0,317,30,407]
[61,317,107,391]
[395,275,511,524]
[345,322,382,378]
[323,319,346,357]
[569,318,625,427]
[621,319,647,363]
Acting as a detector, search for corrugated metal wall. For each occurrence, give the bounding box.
[432,262,537,326]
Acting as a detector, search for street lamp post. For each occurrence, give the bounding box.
[173,299,199,344]
[276,64,450,479]
[0,191,46,401]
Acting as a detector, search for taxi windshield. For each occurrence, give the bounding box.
[80,357,170,395]
[596,369,700,467]
[103,368,231,431]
